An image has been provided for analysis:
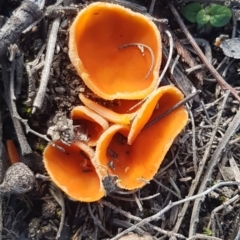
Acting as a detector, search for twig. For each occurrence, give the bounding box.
[48,183,65,239]
[110,181,240,240]
[229,156,240,191]
[169,3,240,103]
[156,30,174,88]
[87,203,113,237]
[145,90,200,128]
[133,193,143,211]
[187,234,223,240]
[110,192,160,201]
[173,91,230,234]
[32,17,61,114]
[169,177,182,199]
[0,91,3,240]
[0,0,42,58]
[189,91,240,236]
[111,219,145,235]
[208,194,239,236]
[185,64,204,74]
[232,9,238,39]
[102,200,186,239]
[14,50,24,97]
[25,43,46,105]
[194,38,212,63]
[188,105,198,173]
[234,229,240,240]
[153,178,182,199]
[2,53,32,155]
[171,54,180,75]
[148,0,156,15]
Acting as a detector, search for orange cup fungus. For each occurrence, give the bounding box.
[6,140,20,164]
[95,86,188,190]
[43,141,105,202]
[79,93,141,125]
[43,3,189,202]
[69,2,162,100]
[71,105,109,146]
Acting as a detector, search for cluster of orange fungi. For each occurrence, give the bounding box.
[43,2,189,202]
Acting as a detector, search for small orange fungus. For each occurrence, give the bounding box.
[43,141,105,202]
[128,85,186,144]
[71,105,109,146]
[69,2,162,100]
[79,93,140,125]
[95,86,188,190]
[6,140,20,164]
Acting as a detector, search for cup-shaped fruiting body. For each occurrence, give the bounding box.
[128,85,186,144]
[69,2,161,100]
[6,140,20,164]
[79,93,140,125]
[95,86,188,190]
[71,105,109,146]
[43,141,105,202]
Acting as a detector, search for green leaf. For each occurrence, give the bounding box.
[203,228,212,236]
[181,3,203,23]
[196,9,211,25]
[209,4,232,27]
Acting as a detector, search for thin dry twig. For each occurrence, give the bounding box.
[189,91,240,236]
[187,105,198,174]
[2,49,32,155]
[156,30,174,88]
[102,200,186,239]
[187,234,223,240]
[32,17,61,114]
[148,0,156,15]
[0,90,3,239]
[110,181,240,240]
[153,178,182,199]
[0,0,42,58]
[229,156,240,191]
[173,90,230,234]
[169,3,240,103]
[48,183,65,239]
[145,90,200,128]
[208,194,239,236]
[133,193,143,211]
[159,23,204,83]
[88,203,113,237]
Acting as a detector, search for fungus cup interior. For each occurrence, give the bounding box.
[79,93,141,124]
[128,85,185,144]
[96,87,188,190]
[43,141,105,202]
[71,105,109,146]
[69,2,161,100]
